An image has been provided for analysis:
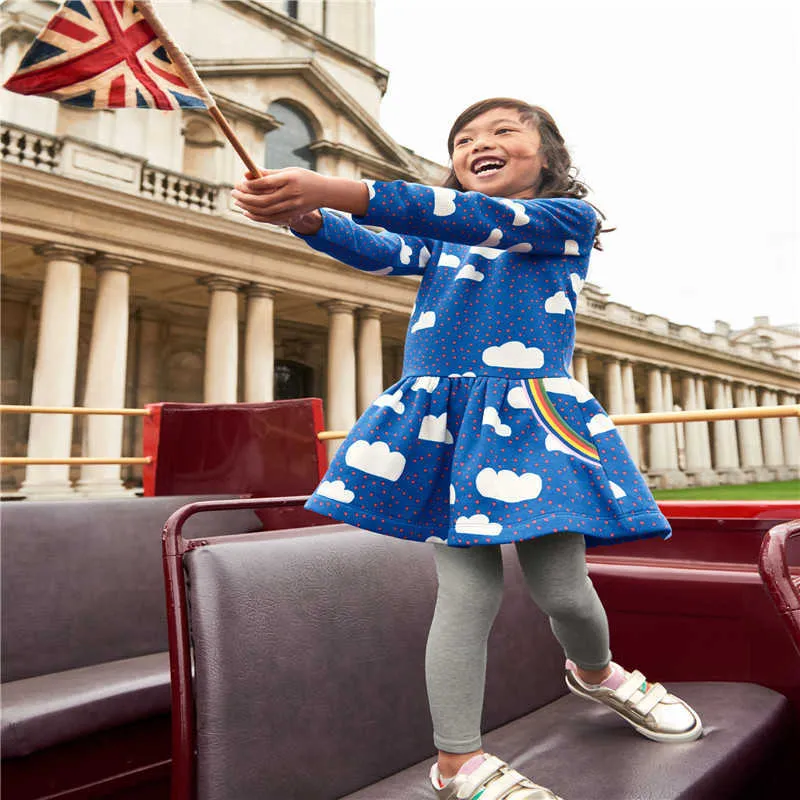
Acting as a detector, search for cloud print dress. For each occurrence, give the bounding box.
[300,180,671,548]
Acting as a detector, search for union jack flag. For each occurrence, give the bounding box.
[3,1,207,110]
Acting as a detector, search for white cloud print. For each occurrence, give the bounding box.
[411,311,436,333]
[419,245,431,267]
[564,239,580,256]
[456,265,484,282]
[542,377,592,402]
[476,467,542,502]
[507,385,531,409]
[369,266,393,276]
[545,433,573,456]
[545,291,573,315]
[587,414,616,436]
[432,187,457,216]
[610,481,627,499]
[363,179,375,199]
[345,440,406,481]
[412,376,440,392]
[374,389,405,414]
[469,246,503,260]
[449,484,456,505]
[398,237,412,265]
[438,253,461,268]
[317,480,354,503]
[479,228,503,247]
[498,198,530,226]
[455,514,503,537]
[482,341,544,369]
[419,413,454,444]
[482,407,511,437]
[570,273,585,294]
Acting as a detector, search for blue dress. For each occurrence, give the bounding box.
[299,180,671,547]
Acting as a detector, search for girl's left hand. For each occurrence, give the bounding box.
[232,168,327,225]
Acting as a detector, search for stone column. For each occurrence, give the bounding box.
[323,301,357,456]
[357,307,384,414]
[133,307,162,469]
[711,378,743,483]
[243,284,276,403]
[760,389,785,478]
[680,373,714,484]
[694,377,713,470]
[780,393,800,477]
[21,244,94,498]
[620,360,640,466]
[661,371,683,482]
[603,358,624,414]
[735,384,767,481]
[572,351,590,390]
[76,256,139,496]
[201,277,242,403]
[646,366,668,474]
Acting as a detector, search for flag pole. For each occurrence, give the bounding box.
[136,1,261,177]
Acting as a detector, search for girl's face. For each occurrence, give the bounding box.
[451,107,547,199]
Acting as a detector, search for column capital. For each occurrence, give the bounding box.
[357,306,386,320]
[320,300,359,314]
[34,243,96,263]
[198,275,246,293]
[244,282,278,300]
[91,253,142,273]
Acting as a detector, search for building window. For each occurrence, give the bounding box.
[265,100,316,171]
[274,360,313,400]
[285,1,299,20]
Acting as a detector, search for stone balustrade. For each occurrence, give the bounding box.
[0,123,61,171]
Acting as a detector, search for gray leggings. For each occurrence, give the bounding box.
[426,532,611,753]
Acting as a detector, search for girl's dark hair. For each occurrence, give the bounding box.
[443,97,611,250]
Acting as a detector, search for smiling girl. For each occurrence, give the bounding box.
[233,98,702,800]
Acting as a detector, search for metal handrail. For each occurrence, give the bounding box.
[0,402,798,461]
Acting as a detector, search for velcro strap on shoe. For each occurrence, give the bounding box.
[457,756,508,799]
[632,682,668,716]
[477,770,532,800]
[614,670,647,703]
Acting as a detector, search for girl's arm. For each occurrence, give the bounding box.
[294,209,435,276]
[232,170,596,258]
[232,170,434,276]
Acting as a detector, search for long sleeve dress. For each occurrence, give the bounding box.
[298,180,671,548]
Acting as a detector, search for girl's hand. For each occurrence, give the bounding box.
[232,168,327,225]
[232,168,369,226]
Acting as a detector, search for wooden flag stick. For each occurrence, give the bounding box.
[137,1,260,177]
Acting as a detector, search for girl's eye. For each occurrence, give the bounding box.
[496,128,512,134]
[455,137,471,146]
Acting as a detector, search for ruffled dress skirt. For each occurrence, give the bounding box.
[305,375,671,547]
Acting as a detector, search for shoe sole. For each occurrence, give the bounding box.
[565,673,704,743]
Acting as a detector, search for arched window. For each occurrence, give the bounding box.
[265,100,316,171]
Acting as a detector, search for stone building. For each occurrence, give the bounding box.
[1,0,798,498]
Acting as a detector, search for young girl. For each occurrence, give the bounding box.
[233,98,702,800]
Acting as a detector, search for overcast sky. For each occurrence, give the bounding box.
[374,0,798,334]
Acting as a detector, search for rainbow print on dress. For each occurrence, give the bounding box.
[522,378,601,466]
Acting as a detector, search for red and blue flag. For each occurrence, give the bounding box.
[3,1,207,110]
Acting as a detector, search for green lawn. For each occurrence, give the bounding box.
[652,480,800,501]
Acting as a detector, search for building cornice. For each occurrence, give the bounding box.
[0,160,418,314]
[220,0,389,93]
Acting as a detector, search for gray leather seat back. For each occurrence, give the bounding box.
[1,496,263,682]
[186,530,566,800]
